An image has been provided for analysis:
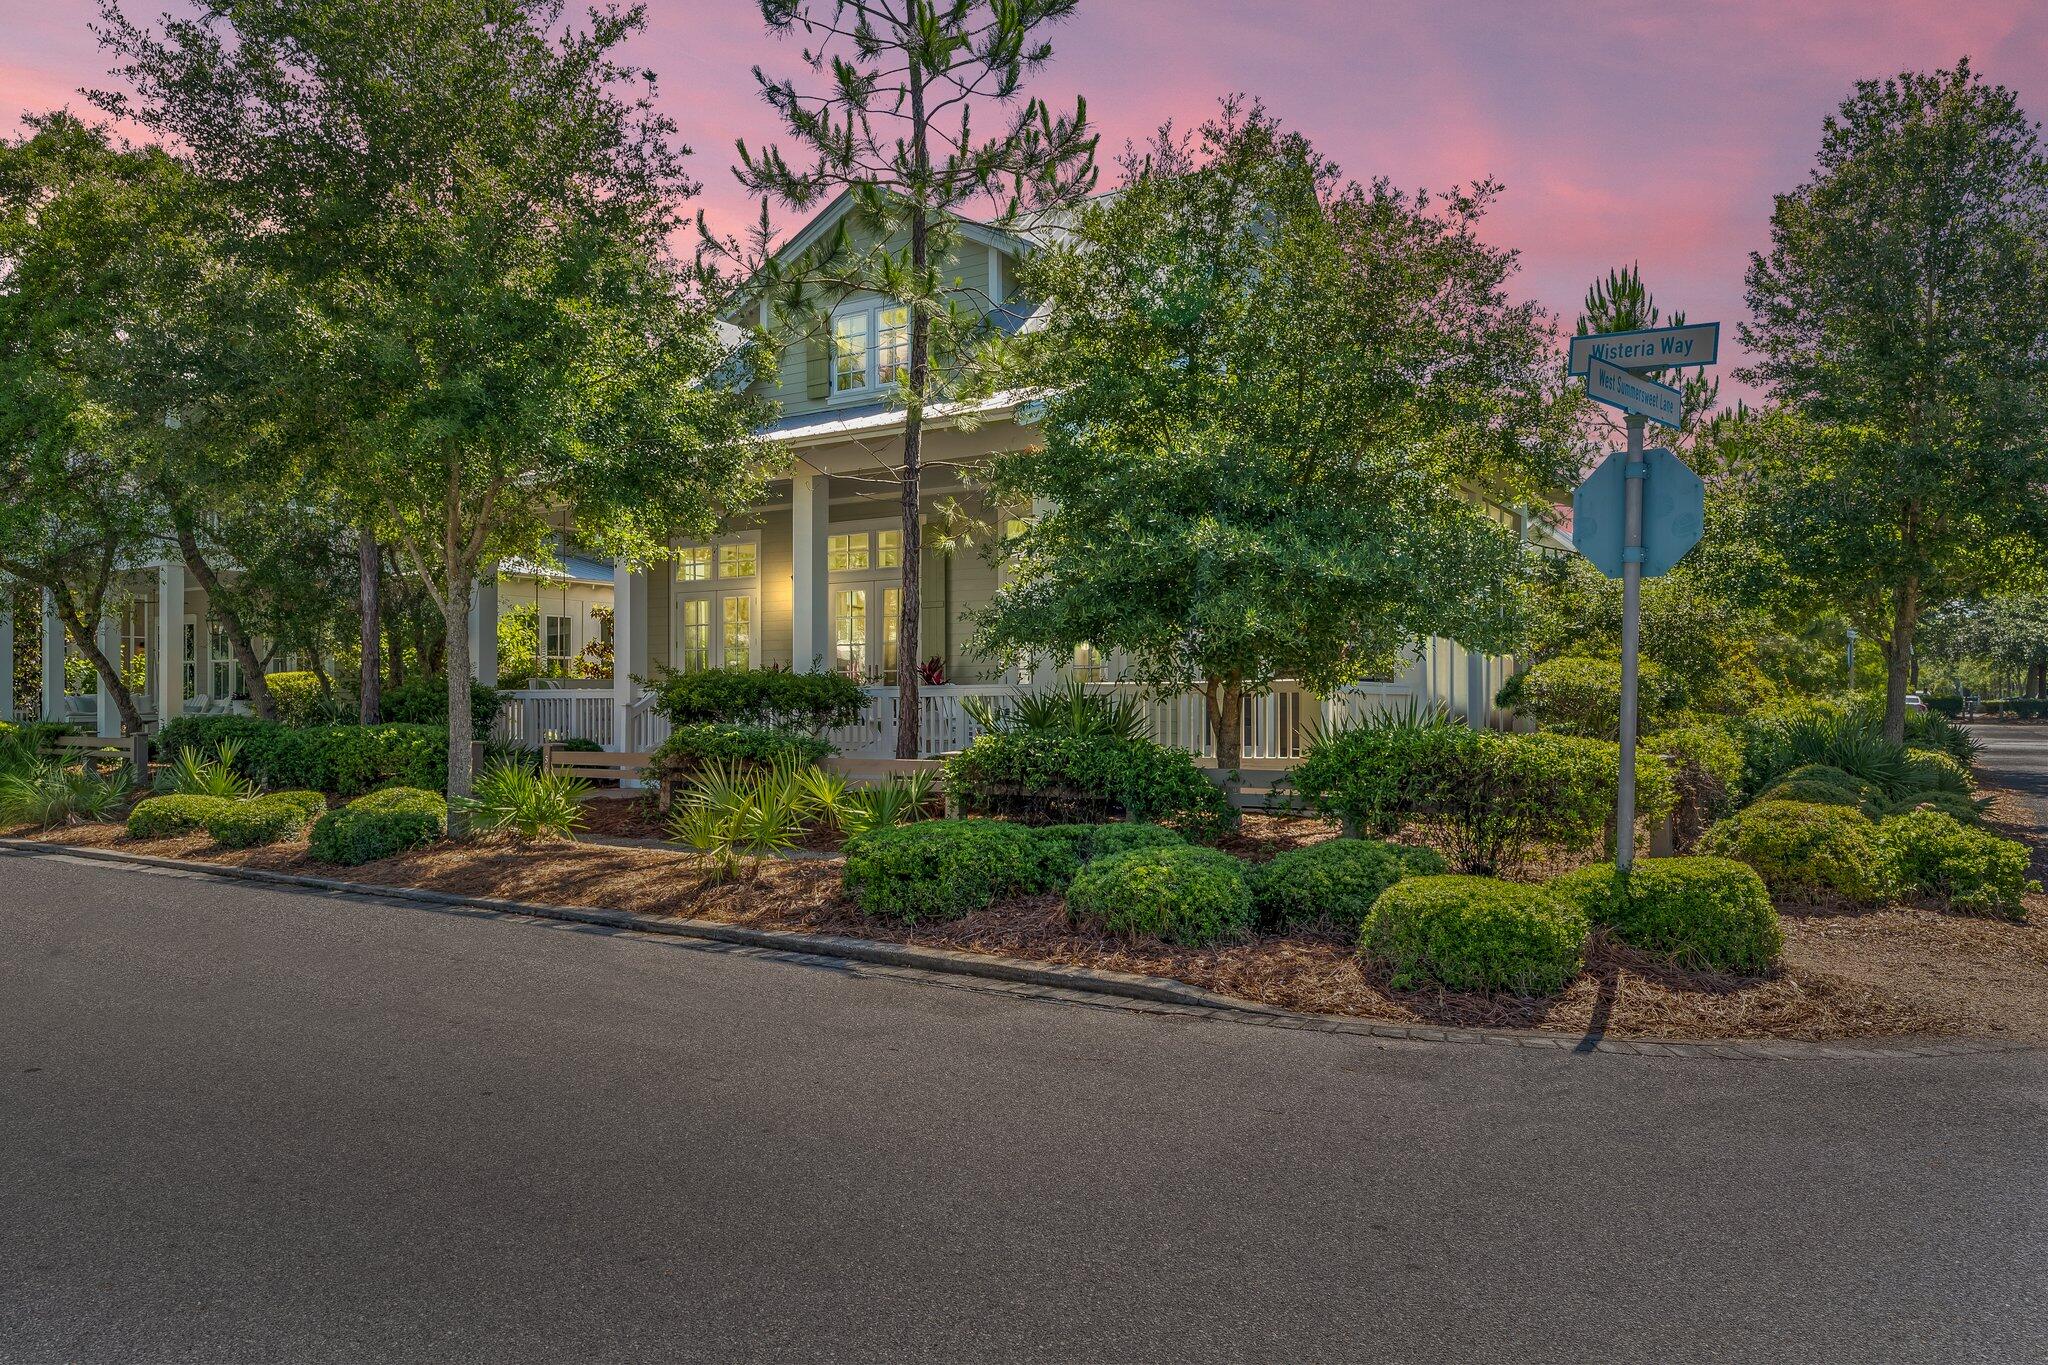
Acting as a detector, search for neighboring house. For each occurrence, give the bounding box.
[493,550,615,685]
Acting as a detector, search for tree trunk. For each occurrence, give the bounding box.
[55,602,143,737]
[2029,660,2046,699]
[171,518,275,723]
[443,571,475,828]
[895,66,931,760]
[358,528,382,724]
[1883,576,1919,744]
[1204,675,1245,773]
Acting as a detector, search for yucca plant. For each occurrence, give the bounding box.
[0,761,133,830]
[451,759,592,841]
[792,764,854,830]
[157,742,256,801]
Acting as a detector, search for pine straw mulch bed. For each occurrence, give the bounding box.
[19,808,2048,1045]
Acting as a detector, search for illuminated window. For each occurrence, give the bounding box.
[722,596,753,669]
[542,615,574,671]
[833,311,869,393]
[830,302,910,395]
[678,599,710,673]
[828,533,870,572]
[677,547,711,582]
[833,589,868,678]
[1073,642,1105,683]
[718,543,756,580]
[876,306,909,386]
[881,587,901,683]
[876,529,902,569]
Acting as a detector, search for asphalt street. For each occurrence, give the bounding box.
[4,849,2045,1364]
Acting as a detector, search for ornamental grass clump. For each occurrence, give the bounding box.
[205,790,328,849]
[1250,838,1445,934]
[1550,856,1783,974]
[841,819,1039,922]
[128,793,236,840]
[1066,845,1255,947]
[1699,800,1884,905]
[0,760,132,829]
[1874,810,2038,919]
[1359,875,1588,996]
[309,787,447,866]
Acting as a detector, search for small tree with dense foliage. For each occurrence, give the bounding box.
[978,102,1576,768]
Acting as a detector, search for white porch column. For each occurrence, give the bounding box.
[0,582,13,722]
[610,558,649,751]
[95,612,119,736]
[790,469,830,672]
[156,561,184,728]
[41,589,64,722]
[466,572,499,687]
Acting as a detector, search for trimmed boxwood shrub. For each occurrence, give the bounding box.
[1495,654,1686,737]
[1550,856,1783,973]
[1875,810,2038,919]
[128,794,235,840]
[1903,748,1973,793]
[944,732,1233,837]
[1359,875,1588,996]
[652,723,831,772]
[1251,838,1446,934]
[309,787,447,866]
[1649,723,1745,847]
[1294,720,1673,873]
[153,715,447,796]
[1066,845,1256,947]
[1027,822,1188,892]
[205,790,328,849]
[842,819,1038,922]
[1699,800,1884,904]
[649,666,865,732]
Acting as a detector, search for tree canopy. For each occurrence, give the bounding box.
[976,101,1577,767]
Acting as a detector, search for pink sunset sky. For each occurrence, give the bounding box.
[5,0,2046,399]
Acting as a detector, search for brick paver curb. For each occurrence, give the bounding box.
[4,836,2040,1063]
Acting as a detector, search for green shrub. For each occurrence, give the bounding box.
[1875,810,2038,919]
[1877,790,1990,825]
[654,723,831,772]
[961,677,1152,742]
[1925,695,1964,718]
[1359,875,1588,995]
[1496,655,1686,737]
[1066,845,1256,947]
[1903,748,1973,794]
[1025,822,1192,891]
[264,671,340,727]
[1699,800,1884,904]
[667,760,814,881]
[1251,838,1446,934]
[1295,717,1671,873]
[153,716,448,795]
[649,666,865,732]
[205,791,326,849]
[378,677,500,740]
[1087,822,1188,861]
[309,787,447,866]
[1550,857,1783,973]
[842,819,1038,922]
[0,760,133,829]
[128,794,235,840]
[943,732,1232,837]
[1900,708,1978,765]
[1649,722,1744,846]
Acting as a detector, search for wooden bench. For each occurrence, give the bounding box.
[531,743,656,787]
[48,732,150,773]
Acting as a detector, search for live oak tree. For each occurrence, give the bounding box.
[721,0,1096,757]
[1737,62,2048,742]
[976,102,1577,770]
[97,0,769,814]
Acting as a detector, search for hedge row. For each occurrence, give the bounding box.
[942,731,1233,837]
[155,715,446,796]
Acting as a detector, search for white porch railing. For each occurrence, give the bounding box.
[510,678,1430,763]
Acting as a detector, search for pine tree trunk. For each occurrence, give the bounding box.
[443,571,475,829]
[1883,575,1919,745]
[894,65,931,761]
[171,517,275,723]
[358,528,382,724]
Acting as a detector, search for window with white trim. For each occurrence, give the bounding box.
[830,301,910,396]
[827,523,910,683]
[542,614,574,672]
[672,534,759,673]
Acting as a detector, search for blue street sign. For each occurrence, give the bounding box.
[1568,323,1720,376]
[1585,355,1684,430]
[1571,446,1705,579]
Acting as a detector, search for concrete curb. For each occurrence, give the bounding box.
[5,836,2040,1063]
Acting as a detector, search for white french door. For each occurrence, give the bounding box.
[674,588,755,672]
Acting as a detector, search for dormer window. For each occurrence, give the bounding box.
[831,301,910,395]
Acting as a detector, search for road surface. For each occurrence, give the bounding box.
[4,851,2044,1364]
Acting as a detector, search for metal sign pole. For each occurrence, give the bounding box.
[1616,414,1647,873]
